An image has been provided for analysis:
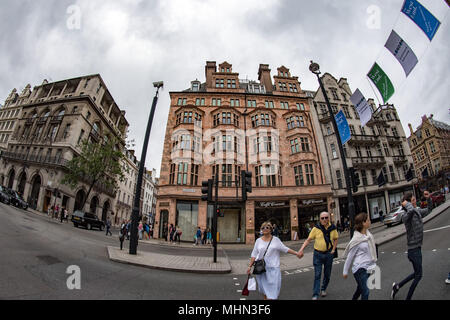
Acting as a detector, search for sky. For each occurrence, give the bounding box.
[0,0,448,177]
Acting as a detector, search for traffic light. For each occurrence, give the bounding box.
[349,167,360,193]
[241,170,253,202]
[201,179,213,202]
[217,207,224,217]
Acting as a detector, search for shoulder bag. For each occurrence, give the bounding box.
[253,237,273,275]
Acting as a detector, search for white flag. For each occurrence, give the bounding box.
[350,89,372,127]
[385,30,418,77]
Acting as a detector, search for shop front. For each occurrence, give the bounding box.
[368,192,387,221]
[255,201,291,241]
[388,186,414,210]
[208,204,245,243]
[338,195,368,224]
[176,200,198,242]
[297,198,328,239]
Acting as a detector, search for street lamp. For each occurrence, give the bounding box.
[309,61,356,238]
[129,81,164,255]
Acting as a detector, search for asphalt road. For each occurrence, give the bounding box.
[0,201,448,300]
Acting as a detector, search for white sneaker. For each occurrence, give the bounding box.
[321,291,327,297]
[445,279,450,284]
[312,296,318,300]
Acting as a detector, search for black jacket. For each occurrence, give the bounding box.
[402,203,428,250]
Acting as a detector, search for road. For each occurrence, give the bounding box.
[0,202,448,300]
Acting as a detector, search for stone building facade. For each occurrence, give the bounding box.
[155,61,333,244]
[309,73,415,223]
[0,75,129,221]
[407,115,450,189]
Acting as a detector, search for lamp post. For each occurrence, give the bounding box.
[129,81,164,255]
[309,61,355,238]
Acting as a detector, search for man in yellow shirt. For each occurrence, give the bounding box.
[298,212,339,300]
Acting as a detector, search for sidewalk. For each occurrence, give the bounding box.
[107,200,450,274]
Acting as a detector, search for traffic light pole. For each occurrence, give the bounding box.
[213,172,219,263]
[314,68,356,239]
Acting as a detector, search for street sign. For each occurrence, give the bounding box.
[335,110,351,145]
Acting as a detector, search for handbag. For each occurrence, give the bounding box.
[242,275,250,296]
[253,237,273,275]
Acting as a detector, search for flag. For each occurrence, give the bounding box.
[385,30,419,77]
[401,0,441,41]
[377,171,387,187]
[350,89,373,127]
[367,63,395,104]
[421,167,429,178]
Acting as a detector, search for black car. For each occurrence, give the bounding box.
[5,188,28,209]
[0,186,11,205]
[71,210,104,231]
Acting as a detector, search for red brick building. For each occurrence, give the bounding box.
[155,62,333,244]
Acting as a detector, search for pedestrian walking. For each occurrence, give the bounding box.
[174,225,182,244]
[162,222,168,241]
[379,210,384,224]
[391,192,429,300]
[169,224,175,243]
[202,228,207,245]
[119,221,127,250]
[64,208,69,223]
[343,212,377,300]
[247,221,300,300]
[194,227,202,245]
[298,211,339,300]
[126,220,131,240]
[423,190,433,212]
[138,221,144,240]
[206,228,212,245]
[60,206,65,223]
[106,218,113,236]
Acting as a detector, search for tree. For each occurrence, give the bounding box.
[61,136,127,211]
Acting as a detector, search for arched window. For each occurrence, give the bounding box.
[93,122,100,133]
[58,109,65,116]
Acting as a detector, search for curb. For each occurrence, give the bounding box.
[107,246,232,274]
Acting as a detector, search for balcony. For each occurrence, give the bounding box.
[393,155,408,165]
[351,156,386,170]
[387,136,403,146]
[348,135,380,147]
[90,129,101,142]
[117,200,131,209]
[318,112,332,123]
[1,151,68,167]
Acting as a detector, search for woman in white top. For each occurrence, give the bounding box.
[247,221,300,300]
[343,213,377,300]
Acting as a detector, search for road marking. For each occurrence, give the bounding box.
[233,278,238,280]
[424,225,450,233]
[237,290,242,293]
[240,298,246,300]
[392,252,396,254]
[432,249,437,252]
[235,283,240,286]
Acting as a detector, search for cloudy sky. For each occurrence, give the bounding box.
[0,0,448,176]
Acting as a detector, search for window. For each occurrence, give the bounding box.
[296,103,305,111]
[389,165,396,182]
[177,163,188,185]
[294,165,304,186]
[63,124,71,139]
[247,100,257,108]
[425,128,430,137]
[290,138,300,154]
[366,146,372,157]
[392,127,399,137]
[265,101,274,109]
[331,143,338,159]
[265,164,277,187]
[383,143,390,156]
[215,79,224,88]
[360,126,366,136]
[177,98,187,106]
[280,102,289,109]
[230,99,240,107]
[212,98,222,106]
[195,98,205,106]
[77,129,85,145]
[355,146,362,157]
[349,125,356,135]
[343,106,351,118]
[190,164,199,186]
[301,137,310,152]
[361,170,368,186]
[286,115,304,129]
[371,169,377,185]
[255,165,264,187]
[342,93,348,101]
[330,88,339,100]
[430,141,436,153]
[383,166,389,183]
[336,170,343,189]
[222,164,232,187]
[305,164,314,185]
[377,144,383,157]
[192,82,200,92]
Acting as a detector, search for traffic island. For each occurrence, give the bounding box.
[107,246,232,274]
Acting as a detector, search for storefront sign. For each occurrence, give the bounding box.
[159,202,170,207]
[300,199,325,206]
[182,189,196,193]
[256,201,288,208]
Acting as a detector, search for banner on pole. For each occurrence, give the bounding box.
[367,63,395,104]
[335,110,351,146]
[401,0,441,41]
[350,89,373,127]
[385,30,419,77]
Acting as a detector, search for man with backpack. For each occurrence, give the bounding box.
[298,211,339,300]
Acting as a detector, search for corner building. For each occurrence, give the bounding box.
[155,62,332,244]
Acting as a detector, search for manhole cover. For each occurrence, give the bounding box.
[36,255,62,265]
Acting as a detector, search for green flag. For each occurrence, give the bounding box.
[367,63,395,103]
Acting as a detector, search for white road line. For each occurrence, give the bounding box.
[240,298,246,300]
[237,290,242,293]
[235,283,240,286]
[432,249,437,252]
[233,278,238,280]
[392,252,396,254]
[424,225,450,233]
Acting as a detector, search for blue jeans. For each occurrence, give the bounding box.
[398,247,422,300]
[313,250,333,297]
[352,268,370,300]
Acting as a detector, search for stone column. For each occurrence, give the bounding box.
[198,200,207,230]
[37,186,46,212]
[290,198,299,241]
[245,200,255,244]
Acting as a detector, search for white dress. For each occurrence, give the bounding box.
[251,236,289,299]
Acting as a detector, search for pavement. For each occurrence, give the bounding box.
[25,199,450,275]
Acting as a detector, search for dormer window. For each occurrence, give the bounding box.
[248,83,266,94]
[192,82,200,92]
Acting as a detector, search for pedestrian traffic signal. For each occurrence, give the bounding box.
[201,179,213,202]
[241,170,253,202]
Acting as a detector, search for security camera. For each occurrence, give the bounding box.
[153,81,164,89]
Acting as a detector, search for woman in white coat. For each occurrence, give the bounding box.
[342,212,377,300]
[247,221,300,300]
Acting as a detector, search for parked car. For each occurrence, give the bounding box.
[71,210,104,231]
[384,206,406,227]
[430,191,445,207]
[0,186,12,205]
[5,188,28,209]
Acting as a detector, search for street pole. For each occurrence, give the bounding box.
[310,61,356,238]
[213,171,219,263]
[129,82,163,255]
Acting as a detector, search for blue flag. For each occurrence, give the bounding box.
[401,0,441,41]
[335,110,351,145]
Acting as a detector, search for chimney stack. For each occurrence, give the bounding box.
[205,61,216,89]
[408,123,414,135]
[258,64,273,93]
